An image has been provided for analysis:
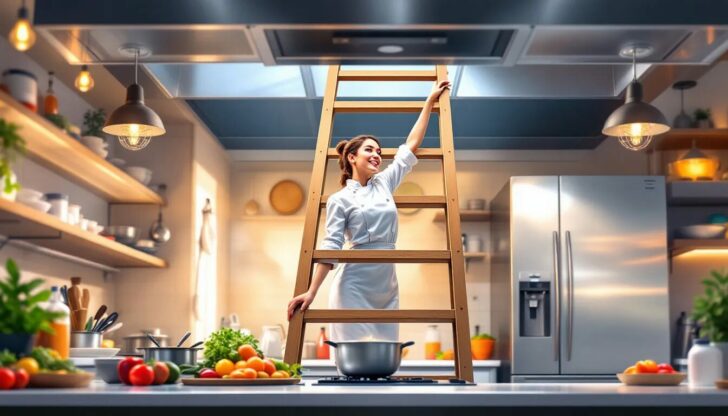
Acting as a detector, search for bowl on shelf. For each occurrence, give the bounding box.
[16,188,44,203]
[19,199,52,213]
[102,226,138,246]
[124,166,152,186]
[676,224,726,239]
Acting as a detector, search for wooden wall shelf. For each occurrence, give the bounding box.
[0,198,166,268]
[671,239,728,257]
[0,91,163,204]
[655,128,728,151]
[434,210,491,222]
[667,181,728,206]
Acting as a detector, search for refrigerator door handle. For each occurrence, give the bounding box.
[552,231,561,362]
[565,230,574,361]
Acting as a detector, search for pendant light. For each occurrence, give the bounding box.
[670,140,720,181]
[103,47,165,151]
[74,65,95,93]
[672,80,696,128]
[8,0,36,52]
[602,45,670,151]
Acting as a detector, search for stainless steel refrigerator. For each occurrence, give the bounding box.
[491,176,671,382]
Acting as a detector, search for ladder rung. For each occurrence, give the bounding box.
[338,70,438,82]
[304,309,456,323]
[333,101,440,113]
[327,148,443,160]
[313,250,451,263]
[320,195,446,208]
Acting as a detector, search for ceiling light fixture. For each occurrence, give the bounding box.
[602,44,670,151]
[672,80,697,128]
[670,140,720,181]
[103,46,165,151]
[74,65,95,93]
[8,0,36,52]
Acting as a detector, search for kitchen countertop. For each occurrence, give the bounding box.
[2,380,728,408]
[302,359,501,367]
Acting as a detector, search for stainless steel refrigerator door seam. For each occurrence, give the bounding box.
[565,230,574,361]
[552,230,561,362]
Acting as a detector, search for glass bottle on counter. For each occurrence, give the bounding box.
[688,338,723,387]
[43,71,58,115]
[425,325,441,360]
[36,286,70,358]
[316,327,330,359]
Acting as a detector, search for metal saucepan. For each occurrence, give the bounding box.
[138,347,201,366]
[325,340,415,379]
[120,332,169,356]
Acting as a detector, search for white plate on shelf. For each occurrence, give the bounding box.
[69,347,120,358]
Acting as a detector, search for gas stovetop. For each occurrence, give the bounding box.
[314,376,473,386]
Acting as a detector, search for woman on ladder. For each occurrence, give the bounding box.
[287,80,451,341]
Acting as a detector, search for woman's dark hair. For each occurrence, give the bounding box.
[335,135,381,186]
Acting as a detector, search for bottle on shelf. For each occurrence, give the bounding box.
[687,338,723,387]
[43,71,58,115]
[425,324,441,360]
[316,326,330,359]
[36,286,70,358]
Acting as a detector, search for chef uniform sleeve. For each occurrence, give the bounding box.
[376,144,418,193]
[318,196,346,268]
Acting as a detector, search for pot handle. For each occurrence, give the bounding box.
[324,340,338,348]
[400,341,415,350]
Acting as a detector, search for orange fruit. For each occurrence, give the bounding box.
[624,365,637,375]
[229,369,246,379]
[257,371,270,378]
[215,359,235,376]
[271,371,286,379]
[235,360,247,369]
[278,370,290,378]
[263,359,276,376]
[238,344,258,361]
[246,357,265,372]
[242,368,257,379]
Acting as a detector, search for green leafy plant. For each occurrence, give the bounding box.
[692,269,728,342]
[0,259,64,335]
[471,333,495,341]
[201,327,262,369]
[0,349,16,366]
[82,108,106,137]
[694,108,712,121]
[0,119,25,194]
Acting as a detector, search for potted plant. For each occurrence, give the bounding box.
[471,332,495,360]
[0,118,25,201]
[692,269,728,377]
[693,108,713,128]
[0,259,63,356]
[81,108,108,158]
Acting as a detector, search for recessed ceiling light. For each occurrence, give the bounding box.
[377,45,404,54]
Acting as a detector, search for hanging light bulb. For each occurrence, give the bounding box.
[74,65,95,92]
[670,140,720,181]
[8,0,36,52]
[103,47,165,151]
[602,45,670,151]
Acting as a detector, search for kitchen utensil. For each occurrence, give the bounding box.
[29,372,93,388]
[616,372,686,386]
[149,207,171,244]
[120,331,169,355]
[84,317,93,331]
[182,378,300,386]
[269,180,304,215]
[125,166,153,185]
[260,325,286,359]
[394,182,424,215]
[102,322,123,335]
[146,333,162,348]
[70,331,101,348]
[138,347,201,366]
[94,357,124,383]
[72,309,87,332]
[91,305,107,330]
[70,347,119,358]
[176,331,191,347]
[674,311,699,359]
[676,224,726,239]
[325,340,415,378]
[81,288,90,309]
[60,285,68,306]
[467,198,487,210]
[95,312,118,333]
[189,341,204,349]
[102,226,138,246]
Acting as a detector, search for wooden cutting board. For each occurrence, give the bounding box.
[181,377,301,386]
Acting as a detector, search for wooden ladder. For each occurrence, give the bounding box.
[284,65,473,381]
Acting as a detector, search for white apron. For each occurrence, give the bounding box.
[319,145,418,342]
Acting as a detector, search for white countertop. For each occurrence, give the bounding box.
[2,380,727,407]
[302,359,501,368]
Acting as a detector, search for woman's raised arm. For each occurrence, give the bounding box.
[405,80,451,153]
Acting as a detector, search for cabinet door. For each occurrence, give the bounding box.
[559,176,670,374]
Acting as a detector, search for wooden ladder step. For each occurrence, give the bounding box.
[327,148,443,160]
[321,195,446,208]
[334,101,440,113]
[338,70,438,82]
[313,250,451,263]
[304,309,456,323]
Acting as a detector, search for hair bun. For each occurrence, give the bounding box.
[335,140,348,156]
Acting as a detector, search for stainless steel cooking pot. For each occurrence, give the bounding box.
[121,332,169,355]
[325,340,415,378]
[138,347,201,366]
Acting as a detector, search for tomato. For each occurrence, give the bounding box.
[117,357,144,385]
[246,357,265,372]
[215,359,235,376]
[263,359,276,376]
[635,360,658,374]
[15,357,39,375]
[164,362,180,384]
[238,345,258,361]
[199,368,221,378]
[12,369,29,389]
[128,364,155,386]
[153,362,170,385]
[657,363,675,374]
[0,368,16,390]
